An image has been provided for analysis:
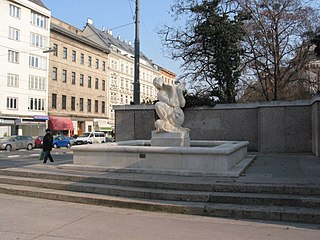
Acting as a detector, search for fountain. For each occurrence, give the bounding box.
[69,78,254,177]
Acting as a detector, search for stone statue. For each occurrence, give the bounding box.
[153,77,188,133]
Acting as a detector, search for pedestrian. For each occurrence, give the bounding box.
[42,128,54,163]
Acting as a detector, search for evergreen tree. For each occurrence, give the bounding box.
[160,0,247,103]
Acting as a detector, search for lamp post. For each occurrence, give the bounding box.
[133,0,140,104]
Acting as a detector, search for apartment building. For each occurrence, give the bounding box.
[160,67,176,85]
[82,20,161,119]
[48,17,111,136]
[0,0,50,137]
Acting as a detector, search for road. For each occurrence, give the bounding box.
[0,147,73,169]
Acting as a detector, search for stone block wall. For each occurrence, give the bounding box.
[114,96,320,154]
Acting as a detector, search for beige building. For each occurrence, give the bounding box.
[48,17,176,137]
[82,20,161,113]
[160,67,176,85]
[48,17,111,136]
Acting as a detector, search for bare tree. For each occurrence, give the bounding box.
[238,0,320,101]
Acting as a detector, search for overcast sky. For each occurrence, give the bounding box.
[42,0,182,76]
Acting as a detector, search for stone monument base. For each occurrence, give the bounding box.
[64,140,254,177]
[151,130,190,147]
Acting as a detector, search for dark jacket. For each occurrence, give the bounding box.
[42,132,53,151]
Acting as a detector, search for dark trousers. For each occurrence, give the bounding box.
[43,150,54,163]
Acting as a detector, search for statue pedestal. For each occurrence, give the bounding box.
[151,130,190,147]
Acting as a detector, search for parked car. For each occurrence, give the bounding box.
[34,136,44,148]
[53,135,74,148]
[69,137,76,145]
[0,135,34,151]
[75,132,106,145]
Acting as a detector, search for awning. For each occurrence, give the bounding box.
[49,116,74,131]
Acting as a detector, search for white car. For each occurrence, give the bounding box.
[75,132,106,145]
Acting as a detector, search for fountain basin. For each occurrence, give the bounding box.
[68,140,254,177]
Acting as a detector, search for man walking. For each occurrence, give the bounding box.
[43,128,54,163]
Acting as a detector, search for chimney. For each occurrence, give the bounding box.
[117,35,121,40]
[87,18,93,25]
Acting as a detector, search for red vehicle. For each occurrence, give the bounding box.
[34,136,43,148]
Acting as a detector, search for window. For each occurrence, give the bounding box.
[72,50,76,62]
[80,53,84,64]
[30,32,47,49]
[71,72,76,85]
[121,63,124,72]
[7,97,18,110]
[52,67,57,80]
[28,97,45,111]
[7,73,19,87]
[88,76,92,88]
[9,4,20,18]
[53,43,58,56]
[102,101,105,114]
[95,100,98,113]
[8,50,19,63]
[29,75,45,90]
[29,54,47,70]
[87,99,91,112]
[88,56,92,67]
[80,74,84,86]
[111,75,117,86]
[95,78,99,89]
[111,59,117,70]
[71,96,76,111]
[62,69,67,82]
[102,61,106,71]
[9,27,20,41]
[62,95,67,110]
[79,98,84,111]
[52,93,57,109]
[120,78,124,88]
[63,47,67,59]
[95,59,99,69]
[102,80,106,91]
[31,11,48,29]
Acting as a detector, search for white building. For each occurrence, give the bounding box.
[0,0,51,137]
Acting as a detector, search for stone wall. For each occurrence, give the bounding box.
[114,96,320,154]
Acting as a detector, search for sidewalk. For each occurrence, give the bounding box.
[0,193,319,240]
[16,152,320,186]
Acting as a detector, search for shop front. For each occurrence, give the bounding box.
[94,118,114,137]
[48,116,74,136]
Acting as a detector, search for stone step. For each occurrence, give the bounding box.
[1,168,320,196]
[0,183,319,224]
[0,175,210,202]
[209,192,320,208]
[0,174,319,209]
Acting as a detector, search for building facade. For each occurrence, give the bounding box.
[82,21,161,117]
[0,0,51,137]
[48,17,111,136]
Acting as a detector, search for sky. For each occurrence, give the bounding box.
[42,0,183,76]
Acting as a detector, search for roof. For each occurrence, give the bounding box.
[86,24,155,67]
[51,23,110,53]
[28,0,48,9]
